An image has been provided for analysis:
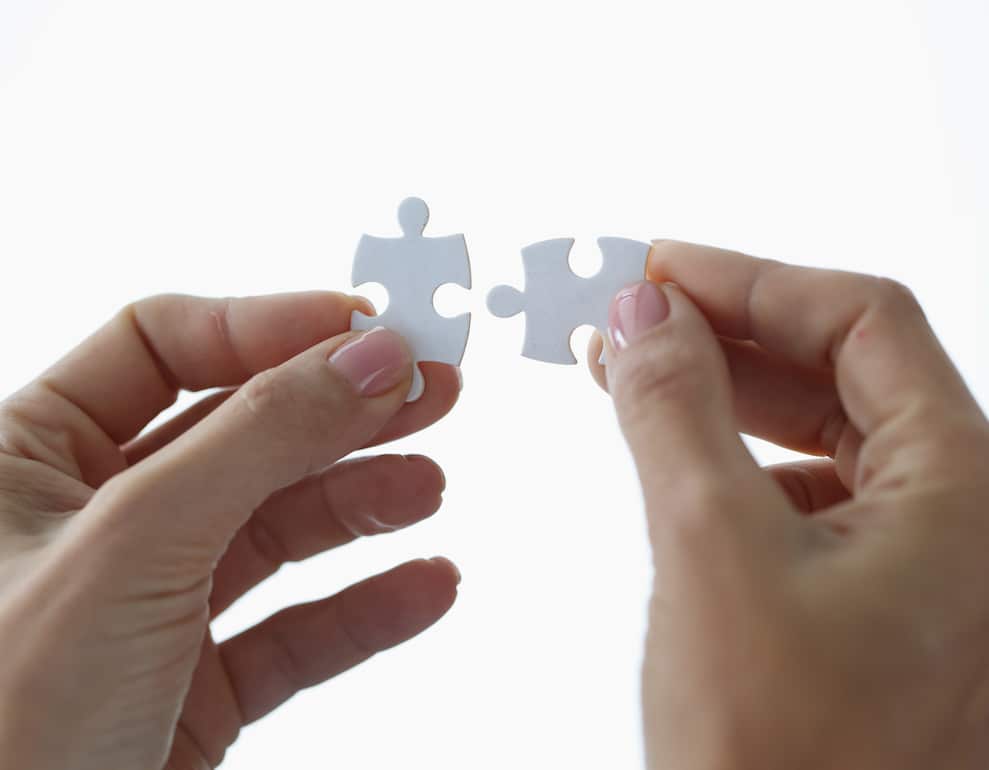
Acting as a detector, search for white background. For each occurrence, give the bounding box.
[1,2,986,768]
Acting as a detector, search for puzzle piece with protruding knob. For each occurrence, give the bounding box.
[487,237,650,364]
[350,198,471,401]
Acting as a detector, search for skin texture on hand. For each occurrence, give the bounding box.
[591,242,989,769]
[0,291,462,770]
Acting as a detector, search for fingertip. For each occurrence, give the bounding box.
[339,560,459,653]
[586,332,609,392]
[362,363,461,448]
[428,556,462,587]
[351,294,377,317]
[646,239,690,282]
[295,290,373,333]
[607,281,672,355]
[389,557,460,624]
[326,327,414,399]
[646,239,672,278]
[422,362,462,410]
[404,453,447,494]
[652,280,702,323]
[604,277,764,511]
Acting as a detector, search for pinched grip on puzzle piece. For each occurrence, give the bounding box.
[350,198,472,402]
[487,237,650,366]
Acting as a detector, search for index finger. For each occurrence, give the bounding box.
[647,241,982,472]
[42,291,370,445]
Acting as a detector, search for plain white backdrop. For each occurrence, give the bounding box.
[1,2,986,768]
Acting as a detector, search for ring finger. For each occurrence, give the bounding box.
[209,453,447,616]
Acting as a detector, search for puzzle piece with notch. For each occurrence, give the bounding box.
[351,198,471,401]
[487,237,649,364]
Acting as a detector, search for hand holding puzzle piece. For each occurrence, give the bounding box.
[350,198,472,401]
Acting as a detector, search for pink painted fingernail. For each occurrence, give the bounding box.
[328,327,411,397]
[608,282,670,352]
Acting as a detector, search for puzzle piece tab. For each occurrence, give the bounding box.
[487,237,649,364]
[351,198,471,401]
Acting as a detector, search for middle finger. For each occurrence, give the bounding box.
[122,362,462,467]
[209,454,446,616]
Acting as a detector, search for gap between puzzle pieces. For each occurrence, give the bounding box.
[486,237,650,365]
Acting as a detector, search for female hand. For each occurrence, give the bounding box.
[592,242,989,769]
[0,292,462,770]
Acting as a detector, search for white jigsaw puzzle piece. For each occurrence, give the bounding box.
[351,198,471,402]
[487,236,649,365]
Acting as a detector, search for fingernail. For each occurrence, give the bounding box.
[608,281,670,352]
[328,327,411,397]
[430,556,461,585]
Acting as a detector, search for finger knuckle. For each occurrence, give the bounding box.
[918,417,989,480]
[134,292,173,307]
[616,337,708,414]
[245,512,293,569]
[0,398,27,446]
[90,472,138,515]
[679,476,738,518]
[872,276,925,320]
[122,293,185,323]
[650,478,731,543]
[238,368,300,421]
[0,390,73,471]
[236,365,347,455]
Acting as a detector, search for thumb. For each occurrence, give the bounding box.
[606,281,787,551]
[88,327,416,568]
